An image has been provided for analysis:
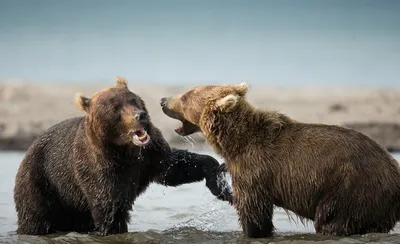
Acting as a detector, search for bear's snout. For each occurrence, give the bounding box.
[135,111,148,123]
[160,97,168,107]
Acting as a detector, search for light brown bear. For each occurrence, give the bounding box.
[159,82,400,238]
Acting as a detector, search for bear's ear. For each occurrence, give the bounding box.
[215,94,239,112]
[234,81,248,96]
[115,76,128,88]
[75,93,91,112]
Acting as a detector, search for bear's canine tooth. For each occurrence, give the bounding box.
[139,131,148,140]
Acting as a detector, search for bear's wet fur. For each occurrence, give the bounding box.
[14,77,231,236]
[160,82,400,238]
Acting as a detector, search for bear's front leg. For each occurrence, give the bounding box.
[77,174,130,235]
[74,160,131,236]
[154,148,232,203]
[205,162,233,204]
[88,200,129,236]
[237,199,275,238]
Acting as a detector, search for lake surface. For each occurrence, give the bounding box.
[0,151,399,243]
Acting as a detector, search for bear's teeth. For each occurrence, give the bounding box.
[138,131,148,140]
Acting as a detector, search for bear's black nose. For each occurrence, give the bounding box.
[160,97,167,107]
[135,111,148,122]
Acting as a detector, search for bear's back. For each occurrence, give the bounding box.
[18,117,86,203]
[28,116,83,164]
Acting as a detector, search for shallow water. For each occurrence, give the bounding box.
[0,151,399,244]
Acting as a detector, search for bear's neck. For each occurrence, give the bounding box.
[200,98,290,160]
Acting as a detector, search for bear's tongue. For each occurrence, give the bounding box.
[139,135,148,142]
[174,125,184,135]
[133,129,148,142]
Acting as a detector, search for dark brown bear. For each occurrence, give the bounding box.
[13,77,231,236]
[160,82,400,238]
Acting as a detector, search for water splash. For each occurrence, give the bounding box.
[186,135,197,145]
[171,208,234,232]
[216,169,233,196]
[180,136,197,148]
[168,167,235,232]
[137,146,144,160]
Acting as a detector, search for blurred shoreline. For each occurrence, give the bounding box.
[1,81,400,153]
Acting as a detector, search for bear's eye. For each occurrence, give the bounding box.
[112,103,122,110]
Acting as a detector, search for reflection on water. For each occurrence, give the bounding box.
[0,151,399,243]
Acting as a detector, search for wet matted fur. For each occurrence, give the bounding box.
[14,77,232,236]
[160,82,400,238]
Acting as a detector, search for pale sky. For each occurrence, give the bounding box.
[0,0,399,86]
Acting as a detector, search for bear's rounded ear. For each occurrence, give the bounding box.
[75,93,91,112]
[234,81,249,96]
[115,76,128,88]
[215,94,239,112]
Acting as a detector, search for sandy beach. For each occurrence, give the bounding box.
[1,80,400,152]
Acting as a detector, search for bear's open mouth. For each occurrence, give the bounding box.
[174,123,184,135]
[174,120,200,136]
[130,129,150,146]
